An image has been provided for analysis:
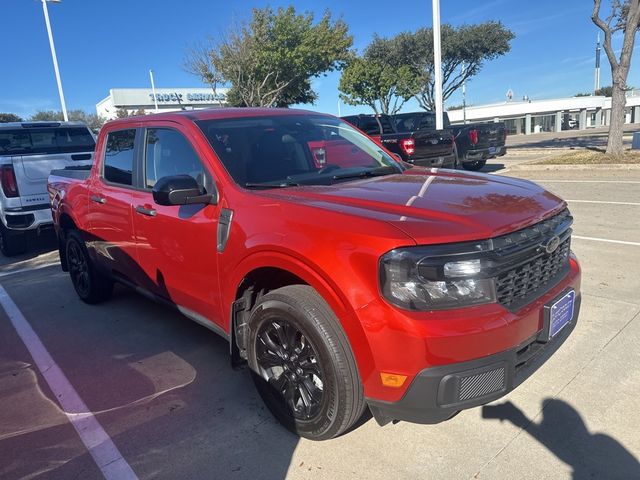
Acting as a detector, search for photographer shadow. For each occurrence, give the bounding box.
[483,399,640,479]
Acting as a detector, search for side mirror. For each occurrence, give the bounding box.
[152,175,217,206]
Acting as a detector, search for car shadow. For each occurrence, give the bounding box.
[479,163,506,173]
[0,273,301,480]
[482,400,640,479]
[0,231,58,269]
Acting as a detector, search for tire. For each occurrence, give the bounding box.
[247,285,365,440]
[0,223,27,256]
[462,159,487,171]
[65,230,113,304]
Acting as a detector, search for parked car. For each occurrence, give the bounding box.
[48,108,581,440]
[392,112,507,171]
[341,113,456,168]
[0,121,95,255]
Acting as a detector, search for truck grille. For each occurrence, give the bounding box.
[493,209,572,309]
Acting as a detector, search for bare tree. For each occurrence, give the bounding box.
[592,0,640,154]
[183,40,226,107]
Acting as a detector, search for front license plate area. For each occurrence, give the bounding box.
[547,290,575,339]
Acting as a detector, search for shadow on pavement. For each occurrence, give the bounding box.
[479,163,506,173]
[0,272,300,480]
[0,231,58,269]
[482,400,640,479]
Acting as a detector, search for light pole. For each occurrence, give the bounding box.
[41,0,68,121]
[149,69,159,112]
[461,61,467,124]
[432,0,444,129]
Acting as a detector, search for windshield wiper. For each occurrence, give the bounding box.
[331,166,399,181]
[244,180,301,189]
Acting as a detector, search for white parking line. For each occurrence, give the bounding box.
[566,199,640,206]
[0,261,60,278]
[573,235,640,246]
[0,284,138,480]
[528,180,640,184]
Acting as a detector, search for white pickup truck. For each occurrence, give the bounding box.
[0,121,95,255]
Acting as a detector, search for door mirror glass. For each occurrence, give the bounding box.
[152,174,217,206]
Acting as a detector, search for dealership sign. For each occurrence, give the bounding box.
[149,92,227,103]
[108,88,228,107]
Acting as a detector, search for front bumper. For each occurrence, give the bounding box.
[367,291,581,425]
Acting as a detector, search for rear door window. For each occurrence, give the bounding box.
[103,129,136,186]
[0,127,95,155]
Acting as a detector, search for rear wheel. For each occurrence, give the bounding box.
[248,285,365,440]
[66,230,113,304]
[462,159,487,171]
[0,223,27,256]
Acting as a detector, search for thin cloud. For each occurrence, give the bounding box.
[449,0,509,24]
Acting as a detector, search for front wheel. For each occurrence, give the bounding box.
[66,230,113,304]
[248,285,365,440]
[462,159,487,171]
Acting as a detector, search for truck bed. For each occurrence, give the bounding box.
[50,165,92,181]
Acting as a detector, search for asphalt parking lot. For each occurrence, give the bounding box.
[1,167,639,480]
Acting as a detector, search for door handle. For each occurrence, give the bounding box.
[135,205,157,217]
[90,195,106,204]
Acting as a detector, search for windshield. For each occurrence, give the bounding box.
[195,114,404,188]
[0,127,96,156]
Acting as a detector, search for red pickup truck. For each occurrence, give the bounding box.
[48,108,581,440]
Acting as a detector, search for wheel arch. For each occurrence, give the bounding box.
[226,252,375,383]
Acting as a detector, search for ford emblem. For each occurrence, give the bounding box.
[543,236,560,254]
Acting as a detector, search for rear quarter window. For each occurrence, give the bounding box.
[103,129,136,186]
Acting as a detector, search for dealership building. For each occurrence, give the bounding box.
[448,90,640,135]
[96,88,228,119]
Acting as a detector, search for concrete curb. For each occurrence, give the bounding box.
[510,163,640,171]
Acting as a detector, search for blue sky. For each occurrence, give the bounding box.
[2,0,638,119]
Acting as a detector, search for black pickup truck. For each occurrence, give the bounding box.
[340,114,456,168]
[392,112,507,171]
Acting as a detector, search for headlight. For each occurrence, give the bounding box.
[379,243,497,310]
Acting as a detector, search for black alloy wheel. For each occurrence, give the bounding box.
[65,230,113,304]
[67,237,91,298]
[255,318,324,420]
[248,285,365,440]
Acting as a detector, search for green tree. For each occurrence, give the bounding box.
[592,0,640,154]
[185,6,353,107]
[574,92,593,97]
[339,58,422,114]
[595,85,614,96]
[339,35,425,114]
[29,109,106,131]
[412,22,514,110]
[0,113,23,123]
[29,110,63,121]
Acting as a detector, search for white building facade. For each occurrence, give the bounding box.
[96,88,228,119]
[448,90,640,135]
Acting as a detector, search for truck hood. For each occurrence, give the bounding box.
[258,168,566,245]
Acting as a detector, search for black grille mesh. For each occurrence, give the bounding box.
[497,238,571,308]
[458,367,506,401]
